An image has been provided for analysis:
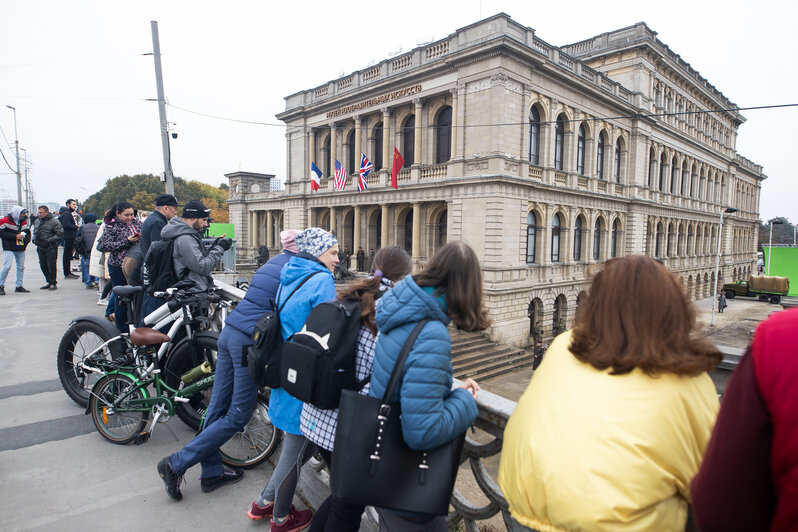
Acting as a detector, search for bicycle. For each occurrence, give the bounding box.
[59,281,225,429]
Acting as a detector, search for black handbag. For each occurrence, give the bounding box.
[331,320,466,516]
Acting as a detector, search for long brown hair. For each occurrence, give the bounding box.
[569,255,722,376]
[413,241,491,332]
[337,246,412,334]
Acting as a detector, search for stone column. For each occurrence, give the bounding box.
[449,88,458,160]
[411,202,421,262]
[308,128,315,191]
[541,204,552,265]
[329,206,337,237]
[248,211,256,248]
[354,116,362,171]
[520,85,532,163]
[565,109,577,175]
[266,211,274,249]
[381,108,391,182]
[547,99,559,171]
[353,206,361,251]
[330,124,338,176]
[608,126,617,183]
[381,204,389,248]
[414,99,423,165]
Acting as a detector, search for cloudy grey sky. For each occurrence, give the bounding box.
[1,0,795,222]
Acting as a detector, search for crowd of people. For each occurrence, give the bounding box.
[8,194,795,530]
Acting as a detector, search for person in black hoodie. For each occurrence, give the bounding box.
[137,194,179,321]
[33,205,64,290]
[58,199,80,279]
[0,206,31,294]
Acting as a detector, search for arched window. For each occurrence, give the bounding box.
[667,224,674,256]
[593,219,601,260]
[611,219,619,258]
[614,138,621,182]
[659,153,667,191]
[403,210,413,253]
[373,122,383,170]
[648,149,656,188]
[435,106,452,164]
[529,106,540,165]
[596,133,605,179]
[322,135,331,177]
[402,115,415,167]
[554,116,565,171]
[671,159,679,194]
[573,216,583,261]
[655,222,664,257]
[526,212,538,264]
[551,213,562,262]
[346,130,355,174]
[577,125,586,175]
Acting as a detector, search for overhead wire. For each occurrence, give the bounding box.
[0,146,16,172]
[0,53,150,69]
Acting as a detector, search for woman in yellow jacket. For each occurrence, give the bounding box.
[498,256,722,532]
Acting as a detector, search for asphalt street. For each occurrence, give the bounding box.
[0,248,282,531]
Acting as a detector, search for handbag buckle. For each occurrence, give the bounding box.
[369,454,381,461]
[377,404,391,420]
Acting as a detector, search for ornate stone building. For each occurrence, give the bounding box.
[228,14,764,346]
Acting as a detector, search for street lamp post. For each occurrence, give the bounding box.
[767,219,784,276]
[711,207,738,327]
[5,105,22,205]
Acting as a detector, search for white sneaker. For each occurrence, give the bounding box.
[97,298,108,306]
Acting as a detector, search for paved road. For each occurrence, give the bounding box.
[0,249,279,531]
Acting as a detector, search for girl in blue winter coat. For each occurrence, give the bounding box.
[369,241,491,532]
[248,227,339,532]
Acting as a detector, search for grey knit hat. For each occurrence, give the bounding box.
[295,227,338,258]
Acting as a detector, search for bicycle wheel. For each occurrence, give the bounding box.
[163,334,218,431]
[57,320,125,407]
[89,373,149,444]
[221,392,281,469]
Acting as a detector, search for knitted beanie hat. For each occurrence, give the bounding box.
[295,227,337,258]
[280,229,299,253]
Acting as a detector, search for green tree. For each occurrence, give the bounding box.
[81,174,229,222]
[758,217,794,249]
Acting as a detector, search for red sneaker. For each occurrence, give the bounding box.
[247,501,295,521]
[269,508,313,532]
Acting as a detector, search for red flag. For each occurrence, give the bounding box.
[391,147,404,189]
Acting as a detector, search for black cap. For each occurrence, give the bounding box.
[182,199,211,219]
[155,194,179,207]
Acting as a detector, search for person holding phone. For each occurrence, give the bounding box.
[97,201,141,331]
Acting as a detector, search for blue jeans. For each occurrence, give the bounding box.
[170,326,259,478]
[80,256,96,286]
[0,250,25,288]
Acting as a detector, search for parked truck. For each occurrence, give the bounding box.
[722,275,790,304]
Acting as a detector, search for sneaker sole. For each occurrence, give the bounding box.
[247,510,270,521]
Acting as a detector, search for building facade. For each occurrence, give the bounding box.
[228,14,764,346]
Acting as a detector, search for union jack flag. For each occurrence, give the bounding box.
[358,153,372,192]
[333,159,347,190]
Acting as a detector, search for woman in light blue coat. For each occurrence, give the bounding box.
[248,228,338,532]
[369,241,491,531]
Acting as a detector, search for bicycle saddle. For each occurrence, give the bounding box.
[130,327,171,346]
[113,285,145,298]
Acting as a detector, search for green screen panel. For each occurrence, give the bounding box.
[208,223,234,239]
[762,246,798,296]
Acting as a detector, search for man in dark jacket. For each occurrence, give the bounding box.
[157,228,299,501]
[160,199,228,292]
[33,205,64,290]
[58,199,80,279]
[0,206,31,295]
[138,194,178,321]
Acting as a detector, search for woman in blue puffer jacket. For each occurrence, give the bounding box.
[370,241,491,531]
[248,227,339,532]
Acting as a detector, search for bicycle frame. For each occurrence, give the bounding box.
[97,369,215,417]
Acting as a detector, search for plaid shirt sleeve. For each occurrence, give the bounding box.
[301,325,377,451]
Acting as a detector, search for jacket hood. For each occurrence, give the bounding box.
[280,254,332,286]
[161,216,200,241]
[375,275,449,334]
[10,205,25,222]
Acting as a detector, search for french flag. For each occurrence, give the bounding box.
[310,162,322,191]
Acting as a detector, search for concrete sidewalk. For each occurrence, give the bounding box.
[0,248,284,531]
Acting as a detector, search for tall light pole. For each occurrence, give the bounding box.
[20,147,30,215]
[5,105,22,205]
[767,219,784,275]
[150,21,175,195]
[711,207,738,326]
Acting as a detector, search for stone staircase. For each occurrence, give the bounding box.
[450,331,533,381]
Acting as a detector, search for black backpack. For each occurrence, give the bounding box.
[244,272,321,388]
[280,299,365,409]
[141,239,179,295]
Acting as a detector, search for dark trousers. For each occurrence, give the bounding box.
[63,238,75,276]
[309,449,366,532]
[37,245,58,285]
[108,265,128,332]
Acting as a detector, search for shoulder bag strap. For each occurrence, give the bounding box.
[277,271,322,314]
[381,319,432,404]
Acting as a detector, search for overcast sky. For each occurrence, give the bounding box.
[1,0,795,222]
